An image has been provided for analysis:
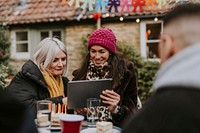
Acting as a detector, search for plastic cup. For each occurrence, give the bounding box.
[59,114,84,133]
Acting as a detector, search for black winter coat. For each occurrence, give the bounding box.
[0,88,38,133]
[123,86,200,133]
[6,60,69,117]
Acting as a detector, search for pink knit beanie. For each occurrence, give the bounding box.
[88,28,116,54]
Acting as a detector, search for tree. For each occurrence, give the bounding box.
[0,25,13,87]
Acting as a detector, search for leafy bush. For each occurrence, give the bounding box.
[81,36,160,103]
[0,64,10,87]
[0,26,14,88]
[0,26,10,62]
[137,61,160,102]
[117,43,160,103]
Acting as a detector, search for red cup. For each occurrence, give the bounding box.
[59,114,84,133]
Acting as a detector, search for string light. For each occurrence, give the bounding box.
[154,17,158,22]
[119,17,124,21]
[136,18,140,23]
[105,13,109,17]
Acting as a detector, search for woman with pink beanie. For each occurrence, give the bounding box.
[72,28,138,127]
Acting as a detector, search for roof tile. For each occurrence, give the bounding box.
[1,0,76,25]
[1,0,198,25]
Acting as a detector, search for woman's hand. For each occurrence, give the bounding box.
[100,90,120,114]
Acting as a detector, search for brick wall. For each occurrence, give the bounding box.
[65,24,96,79]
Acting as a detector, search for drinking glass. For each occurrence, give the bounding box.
[87,98,100,127]
[36,100,52,130]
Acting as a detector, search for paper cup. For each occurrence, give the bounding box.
[59,114,84,133]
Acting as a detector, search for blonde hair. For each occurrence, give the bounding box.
[31,37,68,76]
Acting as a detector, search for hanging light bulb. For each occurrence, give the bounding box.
[105,13,109,17]
[119,17,124,21]
[154,17,158,22]
[136,18,140,23]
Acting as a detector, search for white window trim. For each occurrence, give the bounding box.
[140,20,163,60]
[11,30,30,59]
[39,29,64,42]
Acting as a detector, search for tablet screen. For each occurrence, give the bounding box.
[67,79,112,109]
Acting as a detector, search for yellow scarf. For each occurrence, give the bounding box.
[43,69,65,98]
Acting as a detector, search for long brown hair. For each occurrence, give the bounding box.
[72,52,126,90]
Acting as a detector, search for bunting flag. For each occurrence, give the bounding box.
[51,0,194,18]
[68,0,82,7]
[145,0,157,11]
[157,0,167,9]
[81,0,95,11]
[62,0,67,3]
[95,0,109,12]
[120,0,132,12]
[132,0,145,12]
[108,0,120,12]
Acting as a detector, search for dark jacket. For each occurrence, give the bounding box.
[72,60,138,127]
[123,44,200,132]
[0,86,38,133]
[123,86,200,133]
[6,60,69,117]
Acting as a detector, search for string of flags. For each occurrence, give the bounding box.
[53,0,190,20]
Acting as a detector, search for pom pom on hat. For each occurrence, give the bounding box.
[88,28,116,54]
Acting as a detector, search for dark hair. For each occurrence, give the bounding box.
[164,2,200,26]
[72,52,126,90]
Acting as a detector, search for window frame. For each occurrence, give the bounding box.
[140,20,163,61]
[39,29,64,41]
[11,30,30,59]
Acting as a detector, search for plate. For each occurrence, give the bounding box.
[81,127,121,133]
[51,125,61,131]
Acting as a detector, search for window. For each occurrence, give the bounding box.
[40,31,49,40]
[140,21,163,59]
[40,30,62,41]
[52,31,61,40]
[16,32,28,52]
[11,30,30,59]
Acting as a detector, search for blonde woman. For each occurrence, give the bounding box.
[7,37,69,117]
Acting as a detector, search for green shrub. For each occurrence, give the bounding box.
[116,43,160,103]
[0,64,10,87]
[0,26,14,88]
[137,61,160,102]
[0,26,10,63]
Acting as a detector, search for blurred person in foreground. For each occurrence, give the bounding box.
[123,2,200,133]
[6,37,69,117]
[0,85,38,133]
[72,28,138,127]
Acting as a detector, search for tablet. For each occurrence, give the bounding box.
[67,79,112,109]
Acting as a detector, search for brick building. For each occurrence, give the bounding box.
[0,0,192,79]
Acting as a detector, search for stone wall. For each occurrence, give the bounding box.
[9,59,27,74]
[65,24,96,79]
